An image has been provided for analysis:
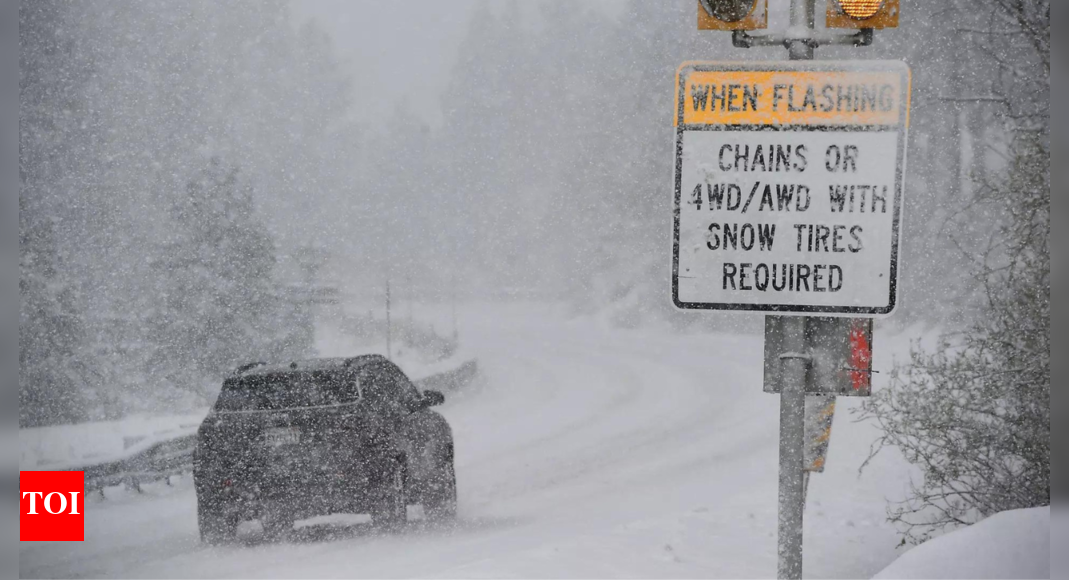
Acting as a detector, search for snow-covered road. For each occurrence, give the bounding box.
[20,303,912,578]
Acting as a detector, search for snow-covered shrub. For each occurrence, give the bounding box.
[859,136,1049,544]
[858,0,1049,545]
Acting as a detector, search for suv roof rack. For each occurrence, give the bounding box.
[343,354,387,368]
[234,361,268,374]
[229,356,389,377]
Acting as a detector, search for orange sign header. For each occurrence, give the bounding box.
[676,63,910,127]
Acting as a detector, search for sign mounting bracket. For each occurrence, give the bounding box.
[731,27,873,49]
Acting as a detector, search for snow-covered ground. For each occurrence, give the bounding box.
[20,302,958,578]
[873,506,1049,579]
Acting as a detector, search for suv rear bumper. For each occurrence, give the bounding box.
[197,473,381,521]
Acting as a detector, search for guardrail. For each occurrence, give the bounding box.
[75,360,479,495]
[414,360,479,394]
[81,433,198,494]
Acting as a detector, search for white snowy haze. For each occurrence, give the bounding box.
[20,0,1046,423]
[19,0,1048,578]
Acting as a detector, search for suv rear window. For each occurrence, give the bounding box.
[214,370,360,412]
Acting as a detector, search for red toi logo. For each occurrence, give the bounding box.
[20,471,85,541]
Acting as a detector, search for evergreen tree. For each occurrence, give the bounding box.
[18,0,356,417]
[147,157,279,401]
[19,196,88,427]
[19,0,94,426]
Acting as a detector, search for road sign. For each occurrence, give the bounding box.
[763,316,873,395]
[672,61,911,315]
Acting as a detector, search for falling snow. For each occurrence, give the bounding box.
[19,0,1049,578]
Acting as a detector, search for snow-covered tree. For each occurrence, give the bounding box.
[19,197,88,427]
[20,0,356,420]
[147,157,280,401]
[19,0,96,427]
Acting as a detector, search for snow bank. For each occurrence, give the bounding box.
[873,506,1050,579]
[19,412,207,471]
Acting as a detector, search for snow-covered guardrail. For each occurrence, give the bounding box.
[414,359,479,394]
[66,360,479,495]
[79,432,199,494]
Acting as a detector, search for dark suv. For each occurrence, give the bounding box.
[192,355,456,543]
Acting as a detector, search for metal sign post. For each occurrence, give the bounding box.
[677,1,909,578]
[779,4,813,577]
[774,315,808,579]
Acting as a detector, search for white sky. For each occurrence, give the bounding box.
[288,0,624,127]
[288,0,482,127]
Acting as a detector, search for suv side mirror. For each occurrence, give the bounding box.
[421,389,445,407]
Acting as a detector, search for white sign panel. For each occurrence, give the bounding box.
[672,61,911,315]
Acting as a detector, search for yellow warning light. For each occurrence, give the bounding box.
[697,0,767,30]
[826,0,898,29]
[837,0,882,19]
[700,0,757,22]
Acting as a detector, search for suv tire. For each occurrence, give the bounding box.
[198,499,238,545]
[423,459,457,522]
[370,458,407,531]
[262,503,294,541]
